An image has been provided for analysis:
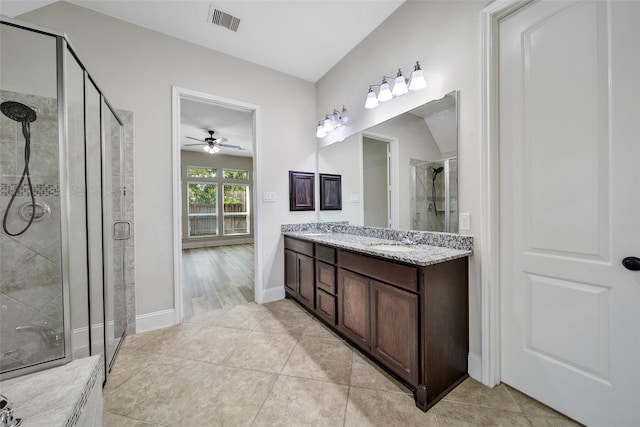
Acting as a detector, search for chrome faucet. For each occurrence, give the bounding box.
[0,395,22,427]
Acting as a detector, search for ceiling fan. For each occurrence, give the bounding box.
[184,130,245,153]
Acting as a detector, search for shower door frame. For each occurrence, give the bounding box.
[0,18,127,381]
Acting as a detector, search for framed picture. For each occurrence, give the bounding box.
[289,171,315,211]
[319,173,342,210]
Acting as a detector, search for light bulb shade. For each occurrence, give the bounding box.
[330,112,341,129]
[323,116,333,133]
[392,75,408,97]
[365,90,379,109]
[212,145,220,153]
[409,69,427,91]
[316,122,327,138]
[378,82,392,102]
[202,145,210,153]
[340,106,350,125]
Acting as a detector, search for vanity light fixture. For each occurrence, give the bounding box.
[364,61,427,109]
[316,106,350,138]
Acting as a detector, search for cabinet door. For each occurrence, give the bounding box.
[337,269,370,349]
[297,254,315,309]
[371,280,419,385]
[284,249,297,294]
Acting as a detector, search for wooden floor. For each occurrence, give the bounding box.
[182,244,254,318]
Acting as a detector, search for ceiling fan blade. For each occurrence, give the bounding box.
[218,143,246,150]
[184,143,206,146]
[218,137,228,143]
[186,136,203,142]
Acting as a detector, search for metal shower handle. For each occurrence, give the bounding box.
[113,220,132,240]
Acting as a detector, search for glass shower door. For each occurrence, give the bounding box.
[103,102,127,373]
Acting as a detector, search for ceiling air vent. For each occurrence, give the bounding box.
[209,7,240,32]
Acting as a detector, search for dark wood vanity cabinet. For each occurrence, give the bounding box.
[284,237,315,310]
[337,254,419,385]
[284,235,469,411]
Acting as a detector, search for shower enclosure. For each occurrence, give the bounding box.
[411,157,458,233]
[0,19,130,381]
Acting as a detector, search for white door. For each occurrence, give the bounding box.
[499,1,640,426]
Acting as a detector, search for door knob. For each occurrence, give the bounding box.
[622,257,640,271]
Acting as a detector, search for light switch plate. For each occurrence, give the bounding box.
[350,194,360,202]
[263,192,276,203]
[459,213,471,230]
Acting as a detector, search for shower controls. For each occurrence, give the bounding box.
[622,257,640,271]
[0,394,22,427]
[18,201,50,223]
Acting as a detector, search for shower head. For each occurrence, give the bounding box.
[432,166,444,174]
[1,101,37,123]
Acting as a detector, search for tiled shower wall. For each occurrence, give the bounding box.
[0,88,136,373]
[118,109,136,336]
[0,90,64,371]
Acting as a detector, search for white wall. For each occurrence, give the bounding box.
[20,2,317,318]
[316,0,489,363]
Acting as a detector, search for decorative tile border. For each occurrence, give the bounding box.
[0,183,59,197]
[65,355,103,427]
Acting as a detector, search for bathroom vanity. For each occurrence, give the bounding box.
[282,224,472,411]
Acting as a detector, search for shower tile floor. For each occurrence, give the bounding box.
[102,299,581,426]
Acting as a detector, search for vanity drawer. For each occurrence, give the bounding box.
[284,236,314,257]
[316,261,336,294]
[337,249,418,293]
[315,244,336,264]
[316,288,336,325]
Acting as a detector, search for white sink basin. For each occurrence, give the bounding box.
[368,244,416,252]
[302,233,328,236]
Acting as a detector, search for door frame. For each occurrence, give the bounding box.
[361,131,399,229]
[171,86,262,324]
[480,0,532,387]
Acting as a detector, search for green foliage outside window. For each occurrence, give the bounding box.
[223,169,248,180]
[188,167,217,178]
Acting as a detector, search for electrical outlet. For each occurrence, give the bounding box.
[459,213,471,231]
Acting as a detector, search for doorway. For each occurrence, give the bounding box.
[172,87,262,324]
[482,1,640,425]
[361,134,398,228]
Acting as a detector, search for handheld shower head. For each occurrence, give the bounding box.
[1,101,37,123]
[432,166,444,174]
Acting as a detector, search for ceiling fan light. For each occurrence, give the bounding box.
[365,88,379,109]
[316,121,327,138]
[202,145,210,153]
[392,69,408,96]
[378,80,392,102]
[212,145,220,153]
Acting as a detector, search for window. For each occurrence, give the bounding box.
[188,167,217,178]
[187,183,218,238]
[186,167,250,238]
[223,169,248,180]
[223,184,250,235]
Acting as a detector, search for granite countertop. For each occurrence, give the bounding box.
[0,355,102,427]
[284,231,472,267]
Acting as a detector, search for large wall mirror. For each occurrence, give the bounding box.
[318,90,459,233]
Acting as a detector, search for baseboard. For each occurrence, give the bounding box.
[135,309,176,333]
[468,352,482,382]
[260,286,285,304]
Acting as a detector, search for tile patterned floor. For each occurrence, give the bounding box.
[103,299,581,426]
